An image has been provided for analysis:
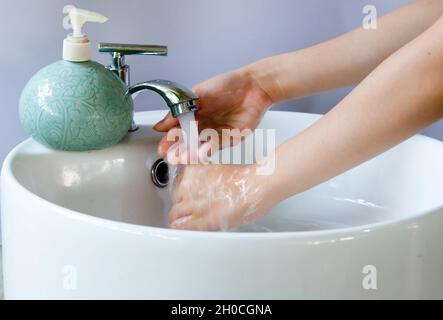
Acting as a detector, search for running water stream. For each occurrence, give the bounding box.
[177,111,199,160]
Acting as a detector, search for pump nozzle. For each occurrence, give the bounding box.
[62,5,108,62]
[63,5,107,37]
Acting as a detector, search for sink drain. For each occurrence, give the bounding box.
[151,159,169,188]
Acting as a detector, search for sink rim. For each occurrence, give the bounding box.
[2,110,443,239]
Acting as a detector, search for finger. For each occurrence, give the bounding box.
[153,112,179,132]
[169,203,192,225]
[192,84,203,95]
[166,143,181,165]
[198,142,213,164]
[172,215,220,231]
[170,216,194,229]
[158,135,176,157]
[165,143,191,165]
[158,126,184,157]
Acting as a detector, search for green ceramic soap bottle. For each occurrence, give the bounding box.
[19,5,133,151]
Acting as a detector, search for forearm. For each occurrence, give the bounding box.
[246,0,443,103]
[263,13,443,204]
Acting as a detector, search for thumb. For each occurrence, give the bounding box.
[153,112,179,132]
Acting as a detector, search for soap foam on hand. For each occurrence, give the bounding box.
[163,111,266,232]
[166,163,264,231]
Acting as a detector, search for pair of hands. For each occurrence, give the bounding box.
[153,68,274,231]
[153,0,443,231]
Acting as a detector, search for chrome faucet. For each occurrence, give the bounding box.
[128,80,198,117]
[99,43,198,130]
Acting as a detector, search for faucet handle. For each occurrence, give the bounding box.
[98,43,168,56]
[98,42,168,85]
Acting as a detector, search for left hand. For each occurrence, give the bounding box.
[168,163,272,231]
[154,68,273,157]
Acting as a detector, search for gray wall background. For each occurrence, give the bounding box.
[1,0,442,164]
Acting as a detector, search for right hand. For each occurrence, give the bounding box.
[167,163,273,231]
[154,68,273,157]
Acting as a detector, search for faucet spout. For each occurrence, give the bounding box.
[128,80,198,118]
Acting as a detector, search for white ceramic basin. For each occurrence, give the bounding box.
[1,111,443,299]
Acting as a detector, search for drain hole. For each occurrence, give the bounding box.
[151,159,169,188]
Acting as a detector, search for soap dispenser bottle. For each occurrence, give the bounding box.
[19,5,134,151]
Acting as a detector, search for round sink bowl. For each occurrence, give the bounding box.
[1,111,443,299]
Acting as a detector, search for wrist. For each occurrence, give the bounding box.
[241,58,283,105]
[252,148,294,207]
[232,163,274,224]
[249,161,282,211]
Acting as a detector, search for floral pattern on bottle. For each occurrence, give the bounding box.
[19,60,134,151]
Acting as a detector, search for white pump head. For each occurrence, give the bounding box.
[62,5,108,62]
